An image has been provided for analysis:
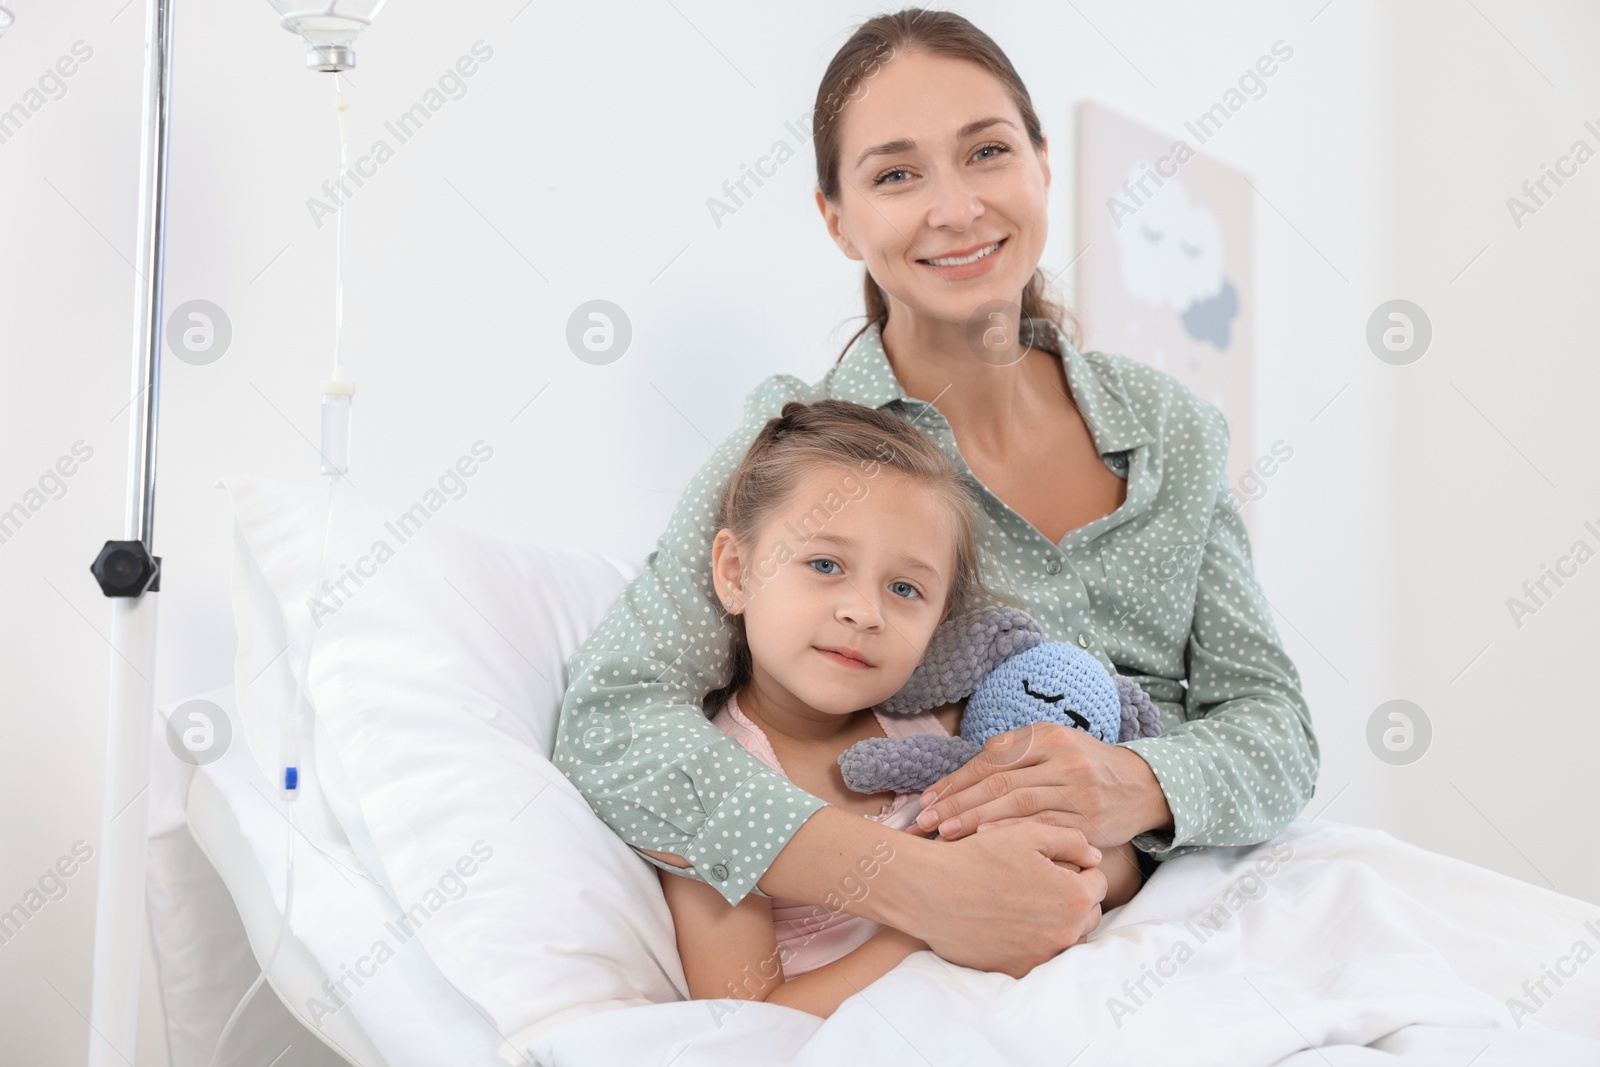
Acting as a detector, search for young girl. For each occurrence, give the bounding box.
[656,398,1013,1018]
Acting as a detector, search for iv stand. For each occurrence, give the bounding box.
[85,0,173,1063]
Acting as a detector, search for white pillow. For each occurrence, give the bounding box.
[222,523,541,1064]
[172,683,511,1067]
[230,514,396,896]
[223,475,689,1052]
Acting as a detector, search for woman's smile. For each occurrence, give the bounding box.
[916,236,1007,281]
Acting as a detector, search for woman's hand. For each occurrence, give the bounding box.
[910,806,1145,912]
[913,722,1175,849]
[885,821,1110,974]
[755,806,1107,979]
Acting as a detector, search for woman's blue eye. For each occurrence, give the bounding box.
[809,559,840,575]
[890,581,921,599]
[872,142,1009,186]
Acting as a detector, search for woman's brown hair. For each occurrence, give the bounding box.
[704,398,1009,714]
[811,8,1083,361]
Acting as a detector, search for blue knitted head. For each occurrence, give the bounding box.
[837,607,1165,796]
[962,642,1122,746]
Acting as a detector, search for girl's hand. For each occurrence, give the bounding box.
[913,722,1174,848]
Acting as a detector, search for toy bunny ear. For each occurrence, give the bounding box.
[839,735,984,794]
[1114,675,1165,742]
[879,606,1046,714]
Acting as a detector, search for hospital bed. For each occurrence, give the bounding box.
[146,476,1600,1067]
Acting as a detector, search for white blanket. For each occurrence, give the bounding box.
[529,817,1600,1066]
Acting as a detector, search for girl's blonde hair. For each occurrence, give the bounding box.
[704,398,1006,714]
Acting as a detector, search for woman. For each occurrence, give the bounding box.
[555,7,1318,979]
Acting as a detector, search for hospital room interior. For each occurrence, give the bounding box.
[3,1,1599,1065]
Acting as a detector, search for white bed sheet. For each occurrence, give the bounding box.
[529,817,1600,1067]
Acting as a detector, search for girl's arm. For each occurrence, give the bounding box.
[657,866,927,1019]
[657,866,782,1003]
[765,926,927,1018]
[1099,839,1145,910]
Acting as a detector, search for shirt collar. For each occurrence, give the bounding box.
[825,316,1151,456]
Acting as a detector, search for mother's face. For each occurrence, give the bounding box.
[816,49,1051,328]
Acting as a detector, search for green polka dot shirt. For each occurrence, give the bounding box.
[554,317,1321,906]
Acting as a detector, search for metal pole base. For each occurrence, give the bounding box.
[86,595,160,1067]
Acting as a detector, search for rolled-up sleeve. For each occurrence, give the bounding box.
[554,375,828,906]
[1121,462,1321,862]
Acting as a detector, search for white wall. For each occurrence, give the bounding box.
[1380,0,1600,904]
[1,1,1594,1063]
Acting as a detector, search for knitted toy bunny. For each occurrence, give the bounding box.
[838,605,1165,796]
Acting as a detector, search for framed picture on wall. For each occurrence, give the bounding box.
[1074,100,1258,531]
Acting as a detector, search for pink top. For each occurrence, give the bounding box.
[710,692,950,979]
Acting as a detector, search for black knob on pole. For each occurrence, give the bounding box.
[91,540,161,598]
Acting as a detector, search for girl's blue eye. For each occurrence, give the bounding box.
[807,559,920,598]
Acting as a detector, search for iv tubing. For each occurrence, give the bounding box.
[205,476,336,1067]
[207,68,351,1067]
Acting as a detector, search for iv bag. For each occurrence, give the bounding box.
[268,1,389,71]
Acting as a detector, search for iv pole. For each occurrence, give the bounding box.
[85,0,173,1062]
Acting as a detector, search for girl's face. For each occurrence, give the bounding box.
[815,49,1051,328]
[713,466,956,718]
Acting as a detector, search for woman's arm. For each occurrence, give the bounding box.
[645,804,1109,977]
[657,863,928,1019]
[758,807,1109,976]
[1116,441,1321,860]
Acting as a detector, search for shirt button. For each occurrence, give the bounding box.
[1077,632,1091,648]
[709,863,729,881]
[1045,558,1062,575]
